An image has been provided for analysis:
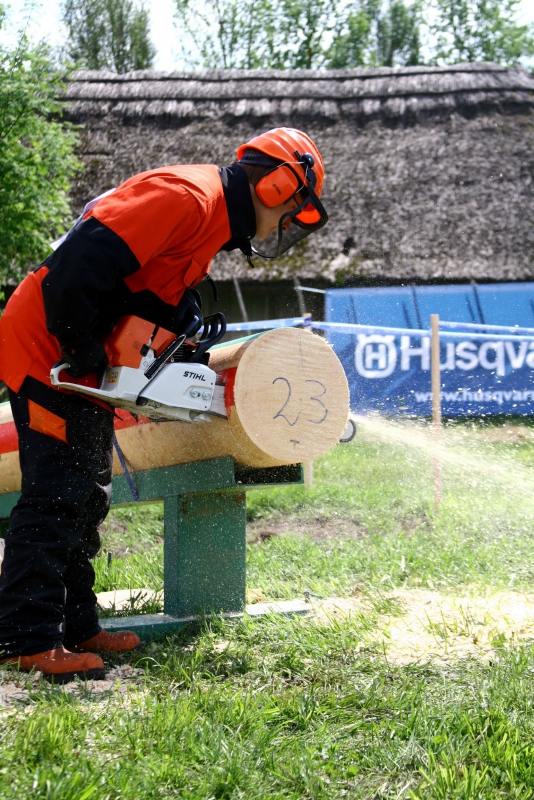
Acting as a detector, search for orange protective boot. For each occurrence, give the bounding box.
[72,629,141,653]
[0,647,105,684]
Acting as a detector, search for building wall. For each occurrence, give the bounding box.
[66,66,534,284]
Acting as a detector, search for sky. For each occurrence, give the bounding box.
[2,0,534,71]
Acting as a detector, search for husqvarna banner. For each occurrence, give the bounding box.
[319,324,534,416]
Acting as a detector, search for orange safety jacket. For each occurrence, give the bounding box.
[0,163,255,394]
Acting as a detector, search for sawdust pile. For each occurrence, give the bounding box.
[3,590,534,708]
[0,664,144,709]
[310,589,534,665]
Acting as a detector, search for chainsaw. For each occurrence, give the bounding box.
[50,313,228,423]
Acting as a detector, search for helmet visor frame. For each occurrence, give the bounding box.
[251,185,329,260]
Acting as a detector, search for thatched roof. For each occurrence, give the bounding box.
[64,63,534,283]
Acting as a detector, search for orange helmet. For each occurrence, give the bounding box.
[236,127,325,198]
[236,127,328,260]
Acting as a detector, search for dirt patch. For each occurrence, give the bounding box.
[463,423,534,444]
[98,518,162,556]
[99,518,129,538]
[0,664,145,709]
[308,589,534,665]
[247,515,369,544]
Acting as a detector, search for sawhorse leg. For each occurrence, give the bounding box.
[97,459,307,640]
[164,491,246,618]
[102,489,247,639]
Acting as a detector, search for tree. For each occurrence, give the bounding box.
[62,0,156,72]
[174,0,342,70]
[0,7,81,282]
[326,2,379,68]
[327,0,423,68]
[376,0,423,66]
[174,0,271,70]
[175,0,424,70]
[433,0,534,65]
[276,0,341,69]
[174,0,534,70]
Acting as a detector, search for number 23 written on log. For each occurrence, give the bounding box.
[272,377,328,427]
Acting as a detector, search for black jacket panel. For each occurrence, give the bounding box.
[41,217,141,348]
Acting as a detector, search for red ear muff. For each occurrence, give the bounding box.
[255,166,300,207]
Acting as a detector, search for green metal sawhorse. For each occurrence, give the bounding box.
[0,456,303,640]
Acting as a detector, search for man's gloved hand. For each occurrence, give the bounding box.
[60,339,108,378]
[172,289,203,339]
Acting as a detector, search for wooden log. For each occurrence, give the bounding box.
[0,403,19,495]
[0,328,349,492]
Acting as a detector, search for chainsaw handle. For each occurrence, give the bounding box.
[189,312,226,363]
[50,361,71,386]
[143,333,186,381]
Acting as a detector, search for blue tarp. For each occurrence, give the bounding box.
[414,285,481,327]
[323,282,534,416]
[475,283,534,327]
[325,286,420,329]
[325,282,534,330]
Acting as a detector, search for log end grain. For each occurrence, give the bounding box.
[229,328,349,463]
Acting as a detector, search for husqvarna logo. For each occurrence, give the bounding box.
[355,334,397,378]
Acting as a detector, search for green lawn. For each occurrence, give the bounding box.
[2,418,534,799]
[95,418,534,599]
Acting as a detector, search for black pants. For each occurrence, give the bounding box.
[0,377,114,657]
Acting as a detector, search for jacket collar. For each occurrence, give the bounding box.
[218,164,256,253]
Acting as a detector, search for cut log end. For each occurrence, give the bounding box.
[230,328,349,463]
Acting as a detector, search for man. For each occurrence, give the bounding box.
[0,127,327,682]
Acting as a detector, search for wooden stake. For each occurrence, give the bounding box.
[232,276,249,329]
[430,314,442,508]
[293,276,307,317]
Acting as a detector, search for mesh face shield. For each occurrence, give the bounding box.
[238,151,328,260]
[250,187,328,259]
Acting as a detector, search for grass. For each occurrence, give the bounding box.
[3,620,534,798]
[96,418,534,599]
[3,417,534,798]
